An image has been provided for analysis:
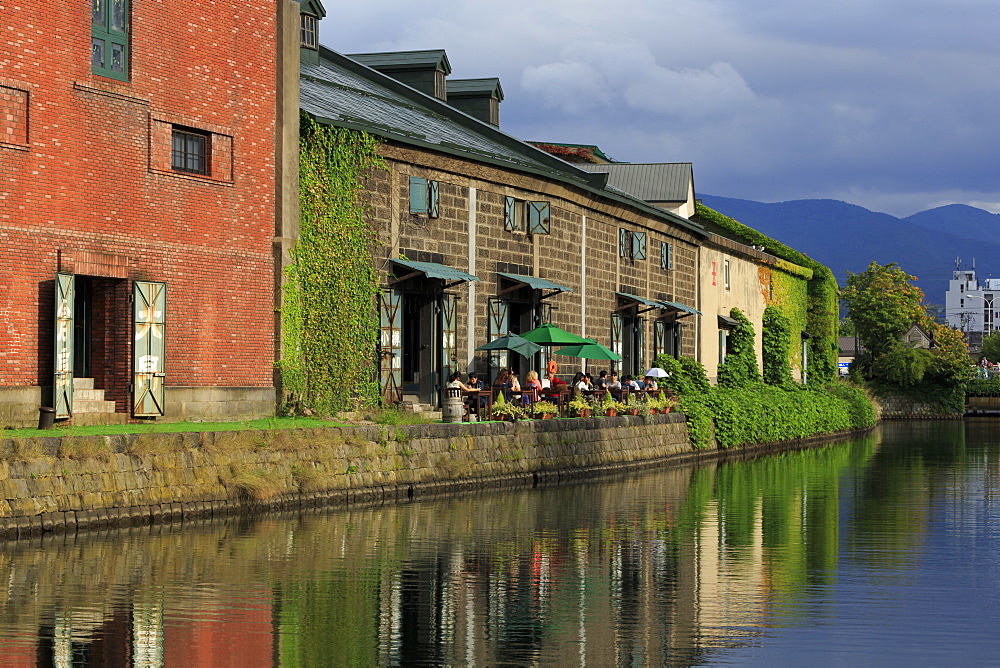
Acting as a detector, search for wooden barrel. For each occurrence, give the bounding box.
[443,393,465,423]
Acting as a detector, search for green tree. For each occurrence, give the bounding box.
[981,333,1000,363]
[841,262,925,365]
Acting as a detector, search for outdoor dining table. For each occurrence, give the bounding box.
[462,388,493,421]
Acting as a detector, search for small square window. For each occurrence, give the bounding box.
[171,128,210,175]
[300,14,318,49]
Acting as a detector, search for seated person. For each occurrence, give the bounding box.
[493,368,513,402]
[625,375,645,391]
[524,370,543,403]
[644,376,658,391]
[607,371,622,390]
[594,370,609,389]
[466,372,487,412]
[446,371,473,392]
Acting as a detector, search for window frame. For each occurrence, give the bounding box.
[171,127,211,176]
[91,0,130,81]
[409,177,440,217]
[505,196,550,234]
[724,259,731,290]
[300,13,318,49]
[661,241,673,270]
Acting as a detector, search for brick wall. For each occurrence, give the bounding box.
[1,2,277,406]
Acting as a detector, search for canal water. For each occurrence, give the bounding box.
[2,420,1000,665]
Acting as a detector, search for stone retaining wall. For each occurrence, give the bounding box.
[0,415,696,539]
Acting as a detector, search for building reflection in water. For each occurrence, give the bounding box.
[0,433,887,665]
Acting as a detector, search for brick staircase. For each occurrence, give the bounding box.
[71,378,128,425]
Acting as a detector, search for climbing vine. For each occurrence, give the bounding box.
[696,203,839,384]
[762,306,793,386]
[278,116,385,415]
[717,308,761,388]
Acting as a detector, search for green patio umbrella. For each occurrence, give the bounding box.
[520,323,590,346]
[554,338,622,361]
[476,333,543,359]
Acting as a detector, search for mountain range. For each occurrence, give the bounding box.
[697,195,1000,305]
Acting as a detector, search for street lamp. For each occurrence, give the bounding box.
[965,294,996,334]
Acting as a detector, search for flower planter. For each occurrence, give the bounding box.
[604,409,617,417]
[627,408,639,416]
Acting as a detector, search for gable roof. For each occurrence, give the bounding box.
[346,49,452,75]
[300,47,708,238]
[447,77,504,101]
[575,163,694,203]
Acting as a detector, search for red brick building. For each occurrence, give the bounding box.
[0,0,291,426]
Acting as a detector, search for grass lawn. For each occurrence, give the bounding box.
[1,416,349,439]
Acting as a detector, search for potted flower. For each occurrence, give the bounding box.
[625,394,642,416]
[531,400,559,419]
[492,395,526,421]
[601,395,626,417]
[568,396,592,418]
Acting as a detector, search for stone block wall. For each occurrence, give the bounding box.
[0,416,694,538]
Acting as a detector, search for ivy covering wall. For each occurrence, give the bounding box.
[278,117,384,414]
[696,203,839,383]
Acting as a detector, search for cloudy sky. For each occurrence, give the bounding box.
[319,0,999,217]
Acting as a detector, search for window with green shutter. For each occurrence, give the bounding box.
[631,231,647,260]
[527,201,551,234]
[661,241,673,270]
[409,177,439,217]
[409,176,428,214]
[92,0,129,81]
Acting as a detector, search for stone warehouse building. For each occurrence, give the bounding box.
[0,0,302,426]
[299,39,709,407]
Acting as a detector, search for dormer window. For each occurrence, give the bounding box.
[300,13,318,49]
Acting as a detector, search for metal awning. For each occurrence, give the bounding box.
[660,300,701,318]
[497,272,572,300]
[718,314,739,329]
[391,259,480,287]
[616,292,664,314]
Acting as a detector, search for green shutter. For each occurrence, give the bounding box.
[632,231,647,260]
[54,273,75,419]
[488,298,509,376]
[132,280,166,417]
[409,176,428,214]
[428,180,440,218]
[619,229,629,258]
[653,319,666,358]
[635,317,646,374]
[536,302,553,373]
[379,289,403,403]
[504,196,516,231]
[439,293,458,384]
[610,313,623,373]
[527,201,550,234]
[661,241,673,270]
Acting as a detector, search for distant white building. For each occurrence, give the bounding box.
[945,267,1000,350]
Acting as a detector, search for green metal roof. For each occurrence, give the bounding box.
[661,300,701,317]
[616,292,663,310]
[346,49,452,75]
[392,259,479,283]
[300,48,709,240]
[447,78,504,101]
[498,272,573,293]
